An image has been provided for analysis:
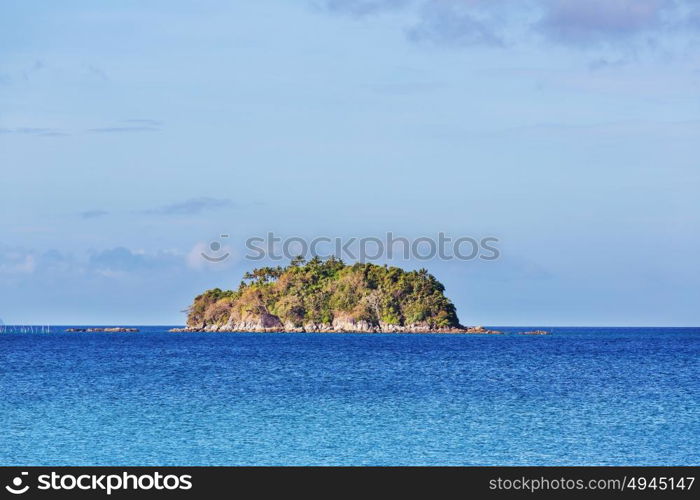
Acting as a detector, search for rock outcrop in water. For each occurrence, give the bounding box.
[178,257,501,334]
[65,327,139,332]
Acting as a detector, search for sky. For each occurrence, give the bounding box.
[1,0,699,326]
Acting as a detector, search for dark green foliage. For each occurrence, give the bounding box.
[187,258,460,328]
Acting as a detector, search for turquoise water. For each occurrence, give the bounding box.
[0,327,698,465]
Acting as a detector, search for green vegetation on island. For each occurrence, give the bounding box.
[183,257,485,333]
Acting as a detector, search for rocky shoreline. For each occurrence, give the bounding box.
[169,321,551,335]
[169,322,505,334]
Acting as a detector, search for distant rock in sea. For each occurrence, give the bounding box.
[65,327,139,332]
[517,330,550,335]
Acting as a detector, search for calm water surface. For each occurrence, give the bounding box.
[1,327,698,465]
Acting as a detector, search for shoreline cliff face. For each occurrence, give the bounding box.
[181,257,500,334]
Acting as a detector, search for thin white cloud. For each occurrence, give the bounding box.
[0,246,186,280]
[87,126,159,133]
[315,0,413,17]
[142,197,236,216]
[79,209,109,219]
[0,251,36,274]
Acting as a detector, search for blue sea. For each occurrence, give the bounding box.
[0,326,698,465]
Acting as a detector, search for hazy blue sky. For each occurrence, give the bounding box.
[1,0,699,325]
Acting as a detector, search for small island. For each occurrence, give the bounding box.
[175,257,505,334]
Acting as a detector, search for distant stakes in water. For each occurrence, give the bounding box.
[0,324,52,334]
